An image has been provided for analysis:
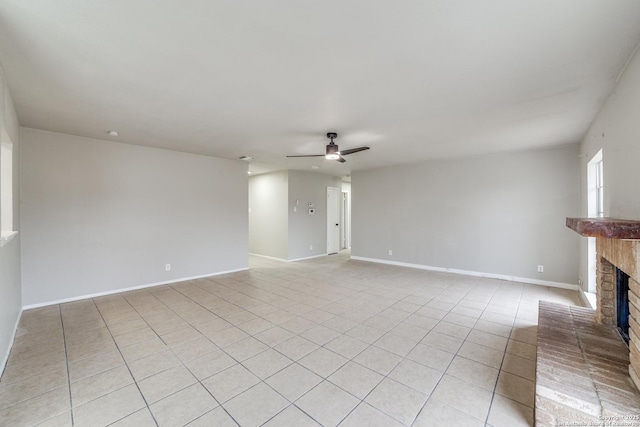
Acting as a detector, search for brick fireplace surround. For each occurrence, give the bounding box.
[534,218,640,425]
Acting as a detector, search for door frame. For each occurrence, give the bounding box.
[341,191,350,249]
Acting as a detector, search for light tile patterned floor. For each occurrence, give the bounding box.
[0,252,583,426]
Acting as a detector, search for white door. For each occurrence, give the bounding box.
[327,187,340,254]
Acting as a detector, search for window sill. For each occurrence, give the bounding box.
[0,231,18,247]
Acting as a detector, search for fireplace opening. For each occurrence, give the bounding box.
[617,267,630,345]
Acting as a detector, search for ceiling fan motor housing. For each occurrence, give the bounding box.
[326,132,339,156]
[326,142,339,155]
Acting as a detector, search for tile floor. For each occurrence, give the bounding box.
[0,252,583,426]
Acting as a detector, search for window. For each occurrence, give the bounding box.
[587,149,604,218]
[595,158,604,218]
[586,149,603,296]
[1,130,16,244]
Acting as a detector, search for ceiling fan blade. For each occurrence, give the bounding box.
[339,146,370,156]
[336,155,346,163]
[286,154,325,158]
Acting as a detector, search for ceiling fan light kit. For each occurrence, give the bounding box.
[286,132,370,163]
[325,134,340,160]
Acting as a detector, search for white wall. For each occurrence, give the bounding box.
[0,64,22,371]
[578,45,640,289]
[248,171,289,259]
[352,145,581,286]
[288,171,341,260]
[20,128,248,306]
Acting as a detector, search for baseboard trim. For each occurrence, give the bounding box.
[350,256,579,290]
[22,267,249,310]
[1,307,23,377]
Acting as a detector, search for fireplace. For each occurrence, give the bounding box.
[617,267,630,344]
[566,217,640,390]
[532,218,640,425]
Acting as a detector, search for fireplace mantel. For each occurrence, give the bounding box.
[566,217,640,239]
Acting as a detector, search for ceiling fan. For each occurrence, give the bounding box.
[287,132,370,163]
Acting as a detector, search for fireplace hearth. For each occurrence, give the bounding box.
[535,301,640,425]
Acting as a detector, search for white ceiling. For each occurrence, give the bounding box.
[1,1,640,176]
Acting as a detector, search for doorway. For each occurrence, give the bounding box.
[327,187,340,254]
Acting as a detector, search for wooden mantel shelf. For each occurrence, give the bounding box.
[566,217,640,239]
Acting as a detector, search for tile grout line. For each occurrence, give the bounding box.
[58,304,75,426]
[482,282,525,427]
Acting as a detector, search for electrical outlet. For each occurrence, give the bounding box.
[165,264,171,271]
[537,265,544,273]
[388,250,393,256]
